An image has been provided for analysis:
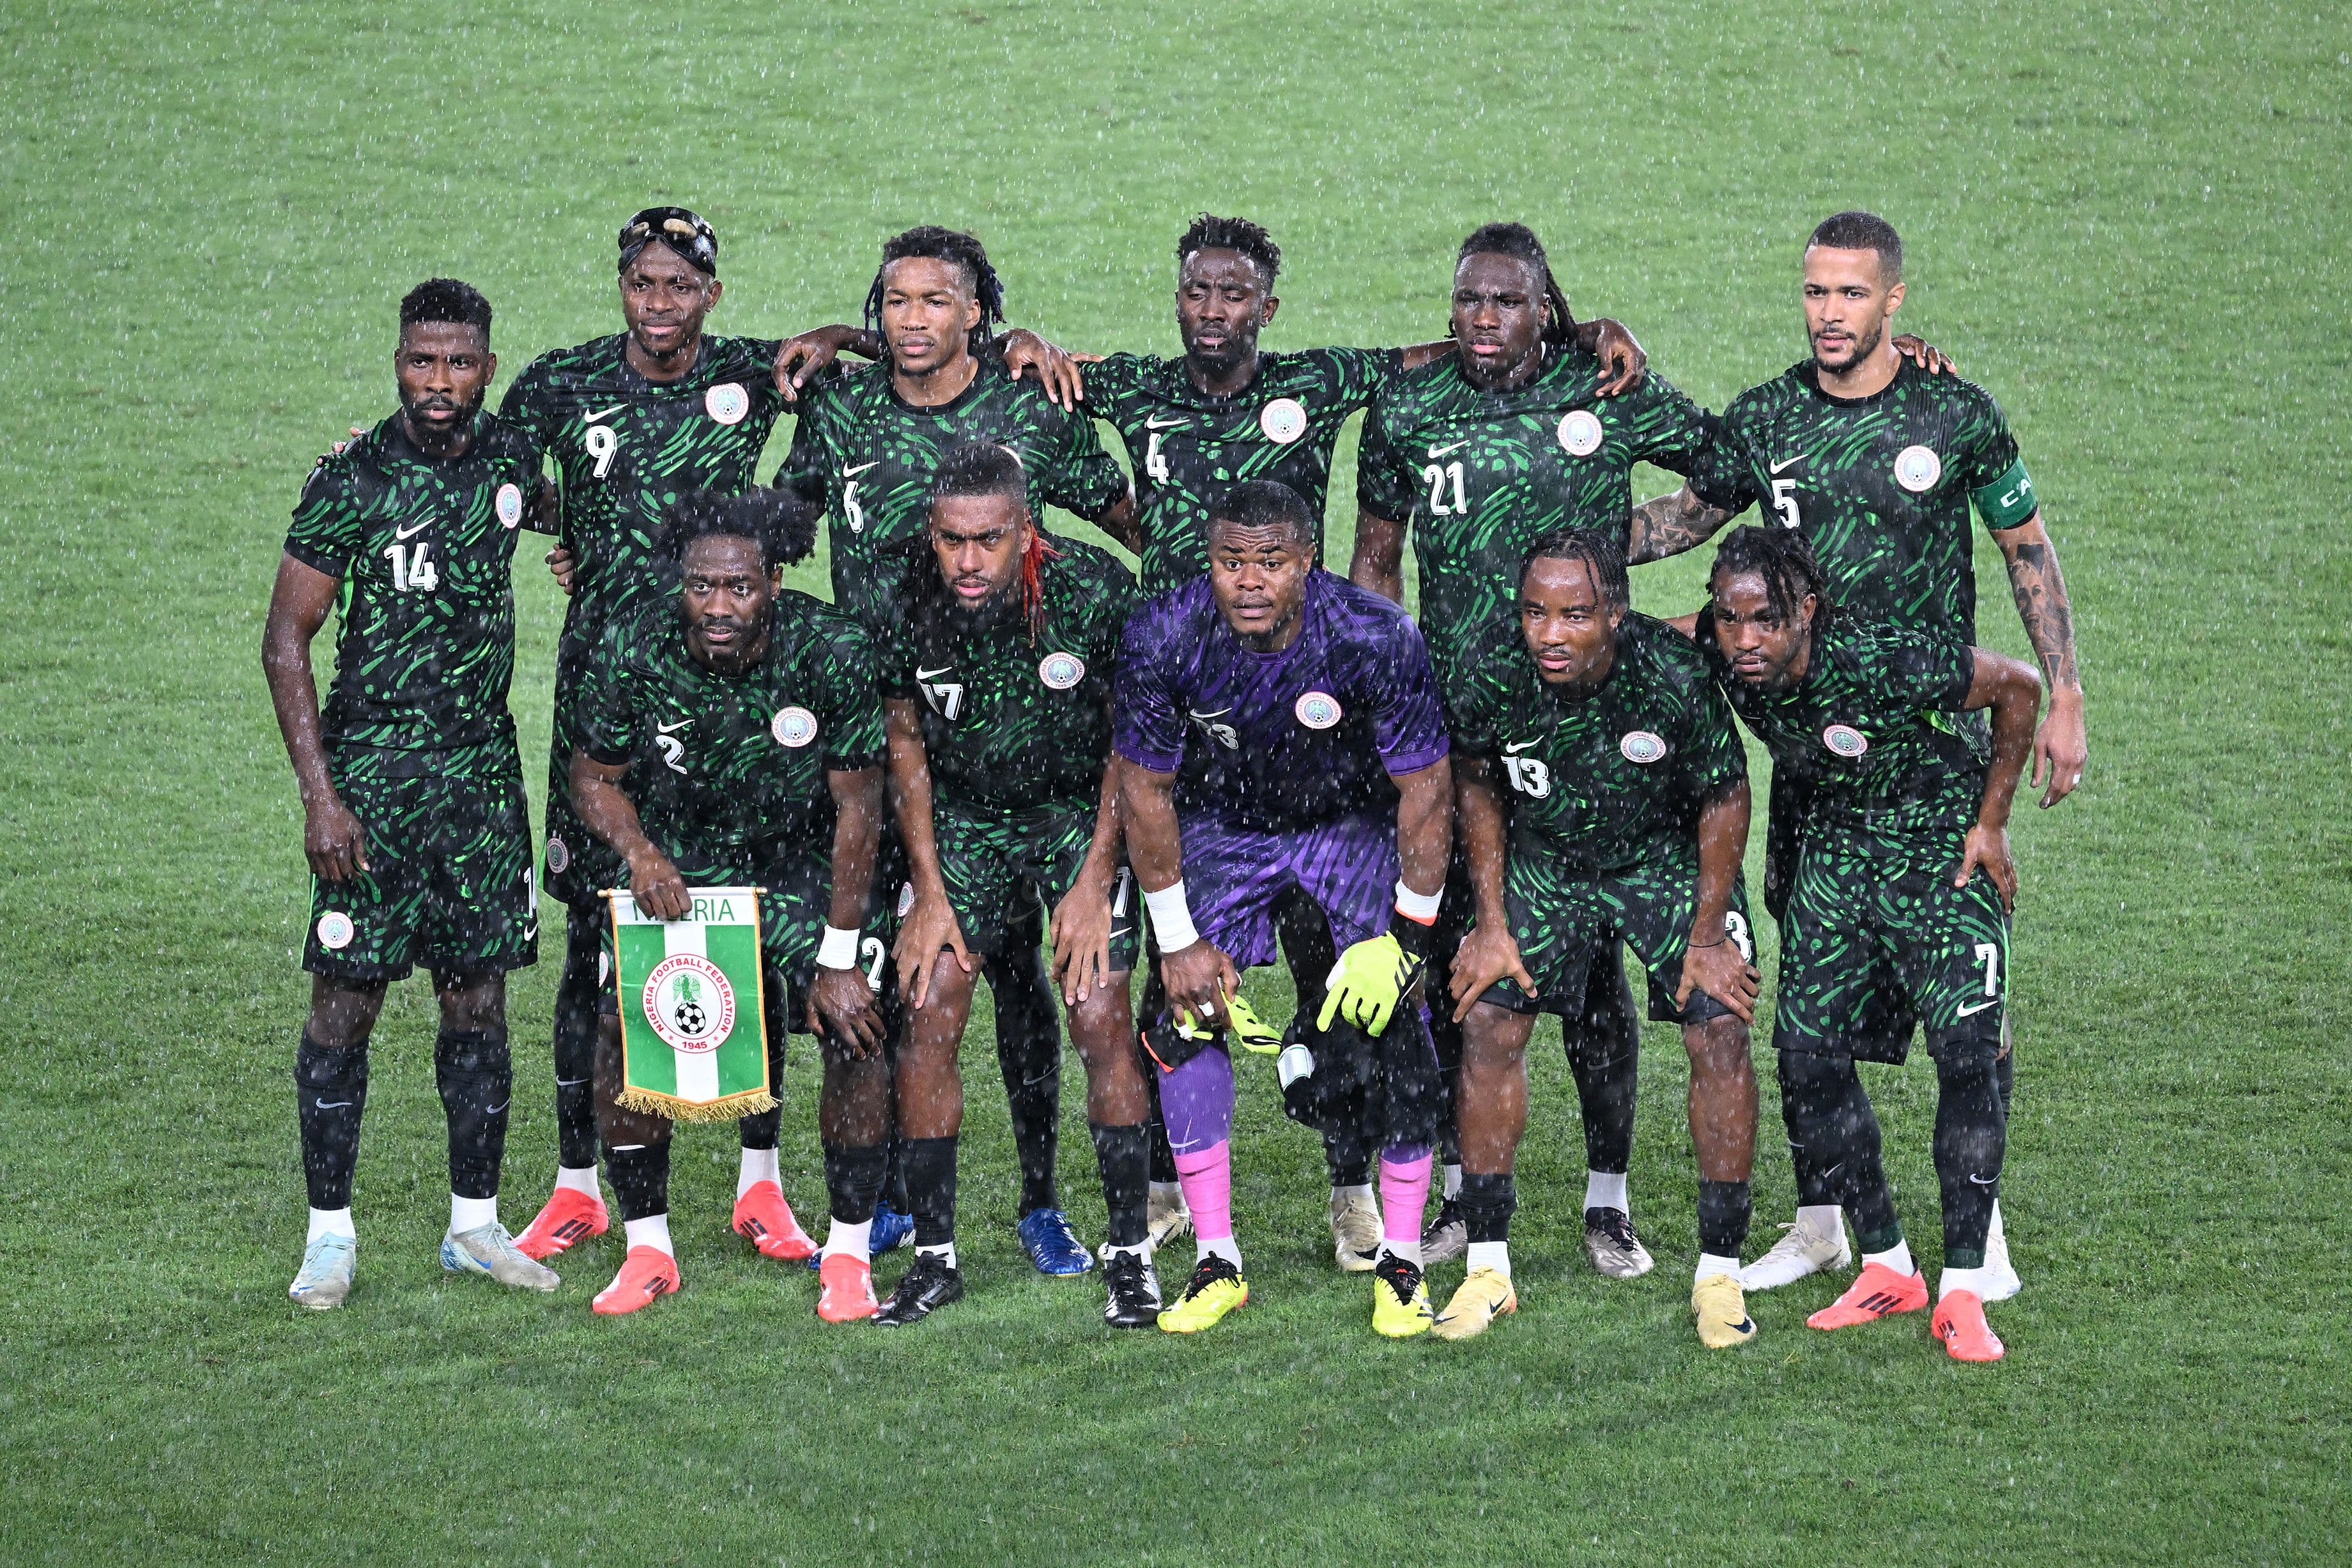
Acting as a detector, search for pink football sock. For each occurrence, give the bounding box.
[1172,1143,1234,1243]
[1380,1148,1434,1247]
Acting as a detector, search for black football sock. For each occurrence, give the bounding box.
[296,1032,369,1210]
[1697,1179,1753,1259]
[1779,1049,1899,1254]
[1565,1036,1638,1178]
[1459,1172,1517,1245]
[1995,1041,2016,1120]
[435,1026,511,1203]
[1932,1047,2007,1268]
[737,1008,787,1151]
[902,1135,960,1249]
[1089,1122,1150,1250]
[990,930,1063,1215]
[552,907,604,1171]
[603,1140,671,1224]
[822,1141,888,1226]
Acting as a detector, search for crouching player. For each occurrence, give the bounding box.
[1116,480,1454,1337]
[1441,530,1764,1345]
[1692,527,2039,1362]
[567,490,895,1318]
[880,443,1160,1328]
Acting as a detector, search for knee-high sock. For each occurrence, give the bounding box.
[296,1033,368,1210]
[603,1140,670,1224]
[1378,1144,1434,1252]
[1697,1179,1753,1257]
[990,918,1063,1215]
[737,980,789,1151]
[435,1026,511,1202]
[551,906,603,1171]
[1090,1122,1150,1250]
[1161,1047,1238,1254]
[903,1135,959,1249]
[1933,1050,2007,1267]
[1171,1144,1233,1247]
[822,1141,888,1227]
[1779,1049,1898,1252]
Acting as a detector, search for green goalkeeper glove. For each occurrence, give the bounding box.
[1316,932,1424,1037]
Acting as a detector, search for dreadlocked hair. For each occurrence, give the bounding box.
[1521,526,1629,616]
[864,226,1005,357]
[660,486,821,573]
[1456,222,1578,346]
[1177,213,1280,287]
[925,442,1060,642]
[1709,525,1838,625]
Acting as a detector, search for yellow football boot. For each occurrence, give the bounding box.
[1430,1266,1519,1341]
[1692,1272,1758,1349]
[1158,1255,1249,1334]
[1370,1252,1435,1338]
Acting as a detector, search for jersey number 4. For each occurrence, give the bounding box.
[1144,431,1171,484]
[1422,461,1468,517]
[383,542,438,593]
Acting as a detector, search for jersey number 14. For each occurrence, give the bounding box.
[383,542,438,593]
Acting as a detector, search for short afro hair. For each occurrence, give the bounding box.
[1207,479,1316,551]
[1177,213,1280,288]
[1521,527,1630,617]
[399,278,492,337]
[661,487,820,573]
[930,441,1030,511]
[1807,210,1903,281]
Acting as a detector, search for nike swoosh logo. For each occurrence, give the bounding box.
[1504,739,1539,755]
[916,665,954,681]
[582,403,627,426]
[1427,440,1468,458]
[1769,454,1804,474]
[1189,707,1233,719]
[843,461,879,478]
[487,1101,511,1116]
[1967,1173,1997,1186]
[656,719,691,734]
[1146,415,1187,430]
[1109,925,1132,940]
[314,1099,355,1109]
[394,521,429,541]
[1955,998,2001,1017]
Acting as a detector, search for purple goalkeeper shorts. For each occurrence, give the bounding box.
[1173,810,1397,968]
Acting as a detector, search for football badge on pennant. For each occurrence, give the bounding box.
[316,911,355,951]
[1557,408,1604,457]
[705,382,751,426]
[1619,730,1667,764]
[1259,397,1309,445]
[1038,651,1086,689]
[643,953,736,1054]
[1894,444,1942,493]
[1294,690,1342,730]
[771,706,817,747]
[1822,723,1870,758]
[495,482,525,529]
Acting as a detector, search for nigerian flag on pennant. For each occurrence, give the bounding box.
[607,886,775,1123]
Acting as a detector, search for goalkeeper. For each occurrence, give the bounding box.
[1114,481,1454,1339]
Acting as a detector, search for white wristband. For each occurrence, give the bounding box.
[1143,879,1200,953]
[815,925,861,970]
[1394,879,1442,923]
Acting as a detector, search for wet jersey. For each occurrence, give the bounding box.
[1357,346,1725,680]
[880,537,1137,815]
[1082,348,1401,594]
[1695,613,1983,833]
[1449,613,1746,875]
[499,332,787,643]
[576,594,885,869]
[1115,569,1450,833]
[284,410,542,757]
[1687,358,2036,643]
[774,356,1129,633]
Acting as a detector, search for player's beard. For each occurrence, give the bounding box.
[401,387,485,436]
[1811,316,1884,375]
[943,575,1018,631]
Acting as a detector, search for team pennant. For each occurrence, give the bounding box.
[606,886,775,1123]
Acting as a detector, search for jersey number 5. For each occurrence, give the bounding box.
[1422,461,1467,518]
[1771,477,1801,530]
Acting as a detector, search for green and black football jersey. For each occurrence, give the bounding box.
[1686,358,2036,643]
[499,332,787,643]
[1082,348,1401,594]
[1449,613,1746,875]
[879,536,1137,815]
[1695,612,1983,832]
[576,593,885,869]
[773,356,1130,633]
[1357,346,1725,680]
[285,410,542,755]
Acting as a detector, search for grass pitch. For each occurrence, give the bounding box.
[3,2,2348,1562]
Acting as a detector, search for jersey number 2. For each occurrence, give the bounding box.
[1422,461,1467,517]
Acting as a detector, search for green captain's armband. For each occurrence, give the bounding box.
[1971,457,2039,531]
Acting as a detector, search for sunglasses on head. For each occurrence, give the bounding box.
[619,208,717,272]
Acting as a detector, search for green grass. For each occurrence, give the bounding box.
[4,1,2348,1560]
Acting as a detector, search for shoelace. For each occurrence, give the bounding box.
[1106,1254,1155,1301]
[1376,1258,1422,1305]
[897,1254,953,1295]
[1594,1210,1640,1247]
[1183,1256,1237,1298]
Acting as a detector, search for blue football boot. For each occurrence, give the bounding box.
[1018,1207,1094,1275]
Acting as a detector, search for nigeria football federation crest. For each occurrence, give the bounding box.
[643,953,735,1053]
[1294,691,1342,730]
[495,482,525,529]
[1038,651,1086,689]
[1557,408,1604,457]
[1894,444,1942,493]
[1619,730,1667,765]
[1259,397,1309,445]
[705,382,751,426]
[771,706,817,747]
[1822,723,1870,758]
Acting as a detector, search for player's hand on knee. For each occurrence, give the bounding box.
[1049,877,1113,1005]
[626,848,690,921]
[545,544,578,595]
[1955,821,2018,912]
[1319,934,1419,1037]
[810,966,885,1058]
[1675,937,1759,1025]
[1159,944,1238,1031]
[893,891,971,1010]
[304,794,371,883]
[1448,923,1535,1023]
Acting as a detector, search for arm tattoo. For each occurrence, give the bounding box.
[2004,539,2080,692]
[1627,487,1735,564]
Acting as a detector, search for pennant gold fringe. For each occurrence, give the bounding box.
[615,1085,780,1123]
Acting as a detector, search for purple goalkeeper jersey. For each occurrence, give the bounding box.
[1114,568,1450,833]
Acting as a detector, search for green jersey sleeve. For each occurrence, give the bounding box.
[811,616,887,772]
[1353,394,1418,521]
[574,620,644,767]
[284,459,365,576]
[1316,346,1406,411]
[1684,396,1762,514]
[1869,621,1977,712]
[1679,673,1748,799]
[1957,390,2035,531]
[1620,371,1723,477]
[1079,352,1146,411]
[1031,401,1129,521]
[495,358,560,459]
